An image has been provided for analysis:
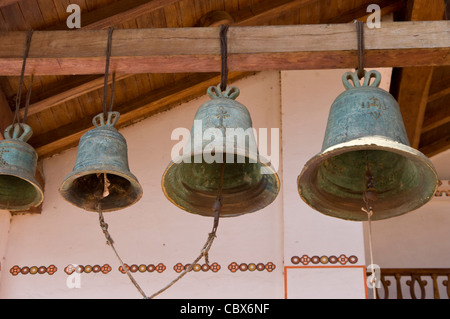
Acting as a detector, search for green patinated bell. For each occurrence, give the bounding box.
[0,123,44,211]
[59,112,142,212]
[297,70,438,221]
[162,85,280,217]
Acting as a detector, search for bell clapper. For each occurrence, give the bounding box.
[103,173,110,198]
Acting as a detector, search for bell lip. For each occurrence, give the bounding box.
[297,135,439,221]
[161,151,280,218]
[58,166,143,213]
[0,170,44,211]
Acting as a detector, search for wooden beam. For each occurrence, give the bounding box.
[19,0,408,118]
[0,21,448,76]
[391,0,446,149]
[30,71,254,159]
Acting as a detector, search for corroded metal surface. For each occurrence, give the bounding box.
[0,124,44,211]
[162,85,279,217]
[59,112,142,212]
[297,71,438,221]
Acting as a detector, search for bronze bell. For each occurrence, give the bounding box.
[59,112,142,212]
[0,123,44,211]
[297,70,438,221]
[162,85,280,217]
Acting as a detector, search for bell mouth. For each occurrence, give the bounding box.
[0,173,43,211]
[162,152,280,217]
[59,169,143,212]
[297,136,438,221]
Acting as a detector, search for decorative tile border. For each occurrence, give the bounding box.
[174,262,221,273]
[228,262,276,272]
[9,261,277,276]
[10,265,57,276]
[119,263,166,274]
[435,180,450,197]
[64,264,111,275]
[290,254,358,266]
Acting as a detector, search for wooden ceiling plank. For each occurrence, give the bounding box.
[422,96,450,133]
[0,21,448,76]
[391,0,446,149]
[420,136,450,158]
[1,2,27,30]
[18,0,47,30]
[0,0,19,9]
[48,0,182,30]
[419,123,450,157]
[232,0,318,26]
[428,86,450,103]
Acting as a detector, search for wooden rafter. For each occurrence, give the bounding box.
[0,21,448,76]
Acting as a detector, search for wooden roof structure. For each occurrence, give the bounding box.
[0,0,448,213]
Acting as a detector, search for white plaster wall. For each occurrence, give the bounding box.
[0,71,284,299]
[0,211,10,284]
[430,149,450,180]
